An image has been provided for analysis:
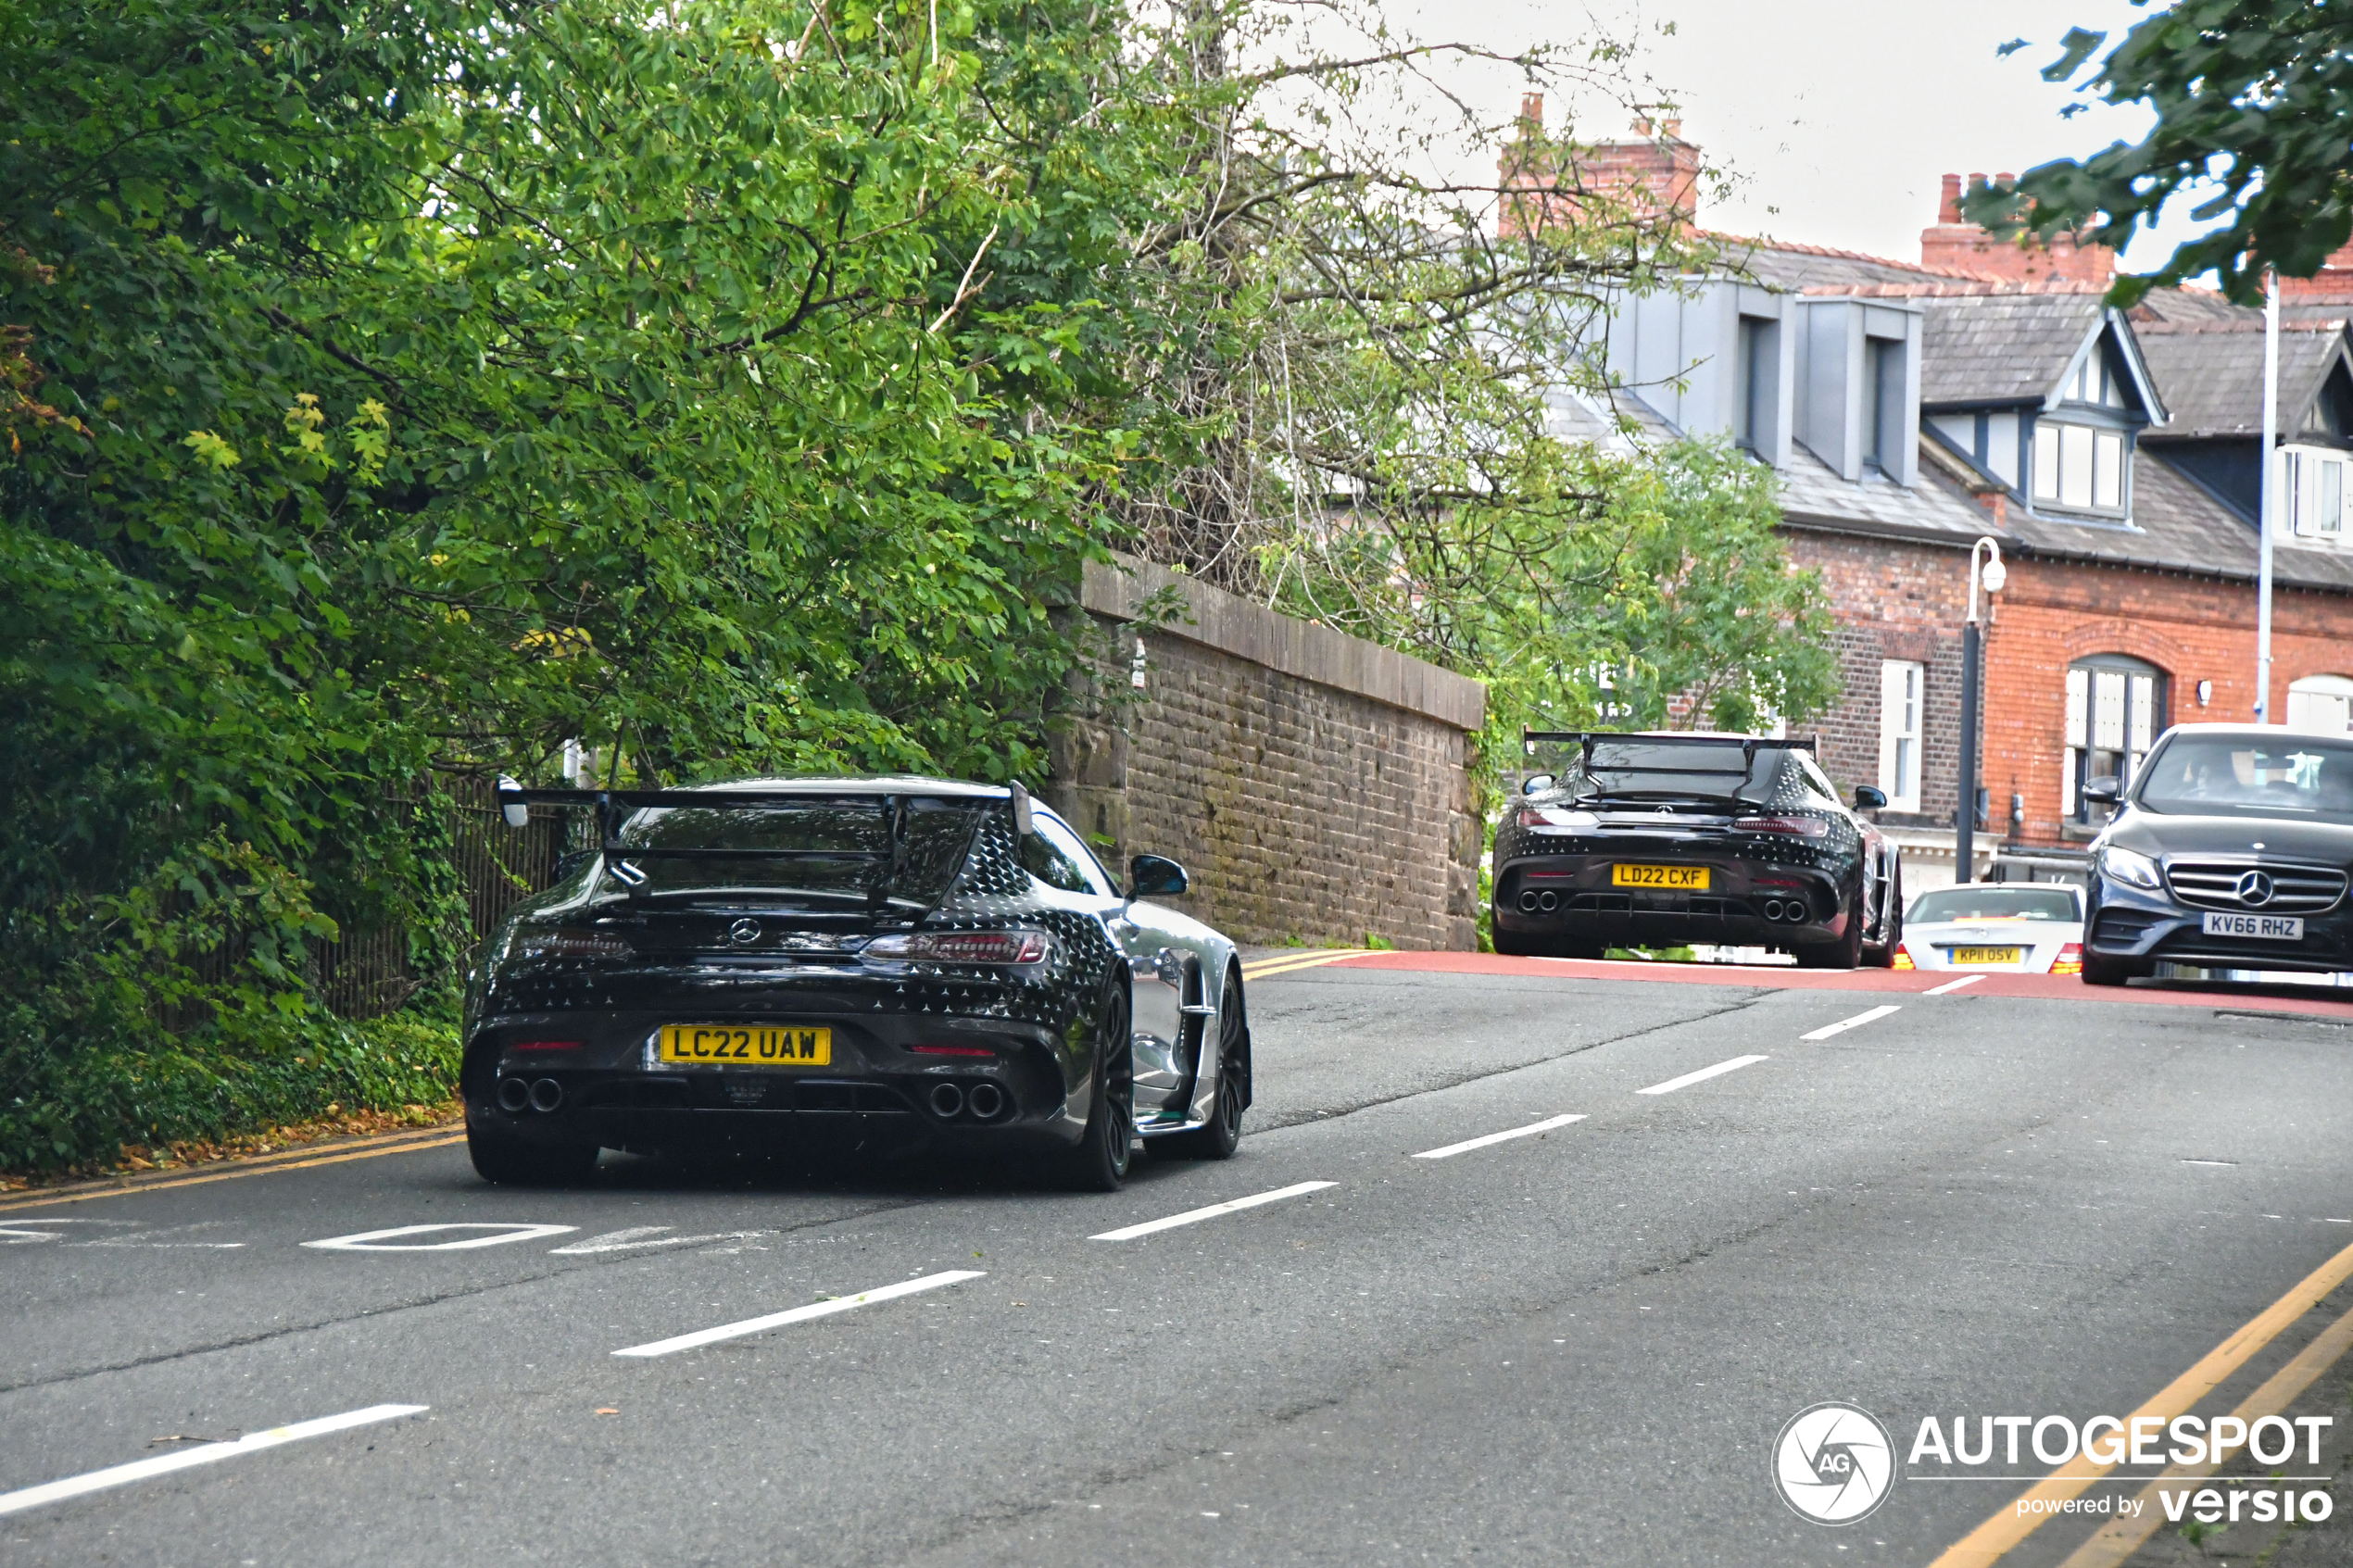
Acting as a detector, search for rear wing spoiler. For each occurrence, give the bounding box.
[491,776,1033,907]
[1521,730,1815,778]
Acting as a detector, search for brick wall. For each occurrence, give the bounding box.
[1780,529,1972,825]
[1048,557,1485,951]
[1982,558,2353,845]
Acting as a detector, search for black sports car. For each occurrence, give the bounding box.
[1490,732,1903,969]
[2080,723,2353,985]
[463,776,1251,1190]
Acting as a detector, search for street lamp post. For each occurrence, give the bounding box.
[1957,537,2007,884]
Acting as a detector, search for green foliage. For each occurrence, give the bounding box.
[1968,3,2353,304]
[0,0,1108,1167]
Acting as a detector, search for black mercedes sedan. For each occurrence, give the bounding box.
[1491,732,1903,968]
[2080,724,2353,985]
[462,776,1251,1190]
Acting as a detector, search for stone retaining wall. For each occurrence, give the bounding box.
[1047,556,1485,951]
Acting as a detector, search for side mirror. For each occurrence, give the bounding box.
[1852,784,1887,811]
[1521,773,1557,797]
[497,774,529,828]
[1128,854,1189,897]
[2081,777,2122,806]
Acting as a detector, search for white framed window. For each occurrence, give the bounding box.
[1877,659,1922,812]
[2286,673,2353,736]
[2062,656,2165,822]
[2033,421,2127,514]
[2287,448,2348,538]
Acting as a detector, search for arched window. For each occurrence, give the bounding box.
[2063,655,2167,823]
[2287,673,2353,737]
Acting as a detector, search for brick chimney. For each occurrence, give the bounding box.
[1919,172,2115,284]
[2278,238,2353,301]
[1501,115,1701,239]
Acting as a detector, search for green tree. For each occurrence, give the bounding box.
[1967,4,2353,303]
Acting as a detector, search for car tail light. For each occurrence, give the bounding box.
[1733,816,1831,838]
[2052,942,2083,976]
[910,1044,998,1058]
[863,929,1054,965]
[1518,807,1599,832]
[1892,944,1915,971]
[510,1039,584,1052]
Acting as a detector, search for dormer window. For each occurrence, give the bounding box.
[2032,421,2125,512]
[2286,447,2350,542]
[2062,349,2126,408]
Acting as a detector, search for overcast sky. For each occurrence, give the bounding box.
[1381,0,2197,272]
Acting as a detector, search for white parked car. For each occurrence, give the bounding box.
[1896,883,2085,974]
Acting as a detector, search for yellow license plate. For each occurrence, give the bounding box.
[1611,863,1709,890]
[658,1024,831,1067]
[1950,947,2023,966]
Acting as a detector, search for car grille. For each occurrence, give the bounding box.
[2162,859,2348,914]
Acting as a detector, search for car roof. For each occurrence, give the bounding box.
[665,774,1013,800]
[2158,723,2349,742]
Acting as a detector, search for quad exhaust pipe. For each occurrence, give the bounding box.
[967,1083,1005,1120]
[1516,889,1560,913]
[1760,898,1808,924]
[928,1083,965,1119]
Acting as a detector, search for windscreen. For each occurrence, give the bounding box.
[2133,736,2353,824]
[1907,886,2080,923]
[609,797,984,901]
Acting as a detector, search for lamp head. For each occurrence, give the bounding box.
[1980,557,2007,594]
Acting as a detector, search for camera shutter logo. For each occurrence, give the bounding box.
[1771,1402,1897,1524]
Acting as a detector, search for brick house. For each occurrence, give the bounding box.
[1525,116,2353,891]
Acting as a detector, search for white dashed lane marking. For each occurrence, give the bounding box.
[1636,1056,1768,1096]
[1089,1181,1338,1241]
[1413,1114,1588,1160]
[1923,974,1988,995]
[0,1405,427,1519]
[611,1270,986,1358]
[1799,1004,1902,1040]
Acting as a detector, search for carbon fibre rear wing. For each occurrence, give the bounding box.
[491,776,1033,909]
[1521,730,1815,776]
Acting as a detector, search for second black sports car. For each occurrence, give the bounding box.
[1491,732,1903,968]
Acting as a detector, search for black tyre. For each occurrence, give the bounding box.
[1153,965,1246,1161]
[1795,909,1865,970]
[2082,952,2143,987]
[467,1121,601,1185]
[1063,986,1135,1192]
[1862,864,1904,969]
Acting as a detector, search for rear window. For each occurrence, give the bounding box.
[610,797,983,901]
[1907,887,2081,923]
[2134,735,2353,824]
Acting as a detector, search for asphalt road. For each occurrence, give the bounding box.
[5,955,2353,1568]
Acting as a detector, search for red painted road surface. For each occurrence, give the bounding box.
[1307,949,2353,1021]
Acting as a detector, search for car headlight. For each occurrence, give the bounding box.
[2098,845,2162,892]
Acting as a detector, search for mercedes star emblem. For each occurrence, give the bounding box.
[726,917,762,945]
[2234,870,2274,909]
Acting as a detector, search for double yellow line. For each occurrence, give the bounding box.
[0,1126,467,1214]
[1240,948,1371,982]
[1931,1235,2353,1566]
